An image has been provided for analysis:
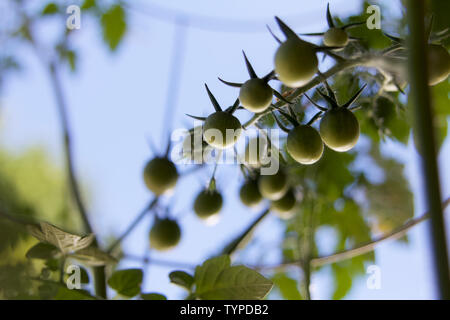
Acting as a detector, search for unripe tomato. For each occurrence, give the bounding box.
[287,125,324,164]
[244,136,269,168]
[203,111,242,149]
[323,28,349,47]
[149,218,181,251]
[271,188,296,219]
[275,39,318,87]
[239,79,273,113]
[428,44,450,86]
[194,189,223,220]
[239,179,263,207]
[258,169,289,200]
[320,108,360,152]
[143,157,179,195]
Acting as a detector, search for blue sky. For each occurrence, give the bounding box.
[1,0,449,299]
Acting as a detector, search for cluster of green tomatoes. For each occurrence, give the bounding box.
[141,5,450,252]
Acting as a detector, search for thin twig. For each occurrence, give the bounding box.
[221,207,271,256]
[123,254,196,270]
[107,197,159,254]
[254,197,450,270]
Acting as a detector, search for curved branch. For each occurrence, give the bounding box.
[243,55,374,129]
[254,197,450,270]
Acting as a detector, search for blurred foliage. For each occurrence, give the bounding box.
[0,145,81,299]
[0,0,449,301]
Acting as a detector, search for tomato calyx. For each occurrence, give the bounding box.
[299,4,364,50]
[218,51,292,112]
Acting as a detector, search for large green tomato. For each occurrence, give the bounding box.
[143,157,179,195]
[149,218,181,251]
[428,44,450,86]
[323,28,349,47]
[194,189,223,220]
[287,125,324,164]
[271,188,296,219]
[239,179,263,207]
[320,108,360,152]
[203,112,242,149]
[274,39,318,88]
[239,79,273,113]
[258,170,288,200]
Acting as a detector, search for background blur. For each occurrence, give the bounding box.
[1,0,449,299]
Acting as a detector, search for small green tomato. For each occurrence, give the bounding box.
[258,170,289,200]
[203,111,242,149]
[239,179,263,207]
[143,157,179,195]
[274,39,318,88]
[239,78,273,113]
[320,108,360,152]
[244,136,269,168]
[271,189,296,219]
[428,44,450,86]
[323,28,349,47]
[287,125,324,164]
[194,189,223,221]
[149,218,181,251]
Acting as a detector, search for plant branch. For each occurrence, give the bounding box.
[254,197,450,270]
[107,197,159,254]
[123,254,196,270]
[221,207,271,256]
[406,0,450,299]
[243,54,375,129]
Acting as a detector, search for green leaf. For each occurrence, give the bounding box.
[141,293,167,300]
[101,5,127,51]
[27,222,95,254]
[194,255,273,300]
[271,273,303,300]
[169,271,194,291]
[53,287,96,300]
[107,269,143,298]
[26,242,59,260]
[70,246,117,266]
[81,0,96,11]
[42,3,59,15]
[332,264,352,300]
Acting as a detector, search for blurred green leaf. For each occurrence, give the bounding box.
[169,271,194,291]
[42,3,59,15]
[107,269,143,298]
[271,273,303,300]
[25,242,59,260]
[141,293,167,300]
[194,255,273,300]
[101,5,127,51]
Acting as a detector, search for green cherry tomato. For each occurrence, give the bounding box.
[287,125,324,164]
[275,39,318,88]
[320,108,360,152]
[428,44,450,86]
[203,111,242,149]
[143,157,179,195]
[194,189,223,220]
[239,78,273,113]
[323,28,349,47]
[244,136,269,168]
[239,179,263,207]
[271,188,296,219]
[149,218,181,251]
[258,169,289,200]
